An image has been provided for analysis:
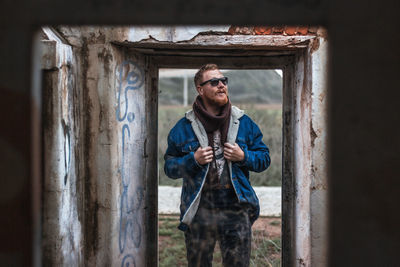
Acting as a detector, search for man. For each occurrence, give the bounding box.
[164,64,270,267]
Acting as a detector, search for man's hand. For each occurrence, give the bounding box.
[194,146,214,165]
[224,143,245,162]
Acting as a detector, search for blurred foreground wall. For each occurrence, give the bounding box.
[0,1,399,266]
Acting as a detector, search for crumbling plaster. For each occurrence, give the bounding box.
[283,35,328,267]
[55,26,231,47]
[42,26,328,267]
[127,26,230,42]
[41,28,82,266]
[48,26,154,266]
[310,37,328,267]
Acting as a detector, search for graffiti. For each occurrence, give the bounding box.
[117,60,144,265]
[62,119,71,185]
[119,186,143,252]
[121,125,130,186]
[121,254,136,267]
[116,60,144,122]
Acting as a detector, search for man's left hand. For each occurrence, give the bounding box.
[224,143,245,162]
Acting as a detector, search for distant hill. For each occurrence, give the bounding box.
[158,69,282,105]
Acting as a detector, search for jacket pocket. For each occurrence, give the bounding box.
[180,140,200,153]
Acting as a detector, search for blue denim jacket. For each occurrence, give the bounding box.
[164,106,271,231]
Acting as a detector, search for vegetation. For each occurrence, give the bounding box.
[159,215,281,267]
[158,69,283,187]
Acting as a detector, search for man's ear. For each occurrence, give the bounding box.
[196,85,203,96]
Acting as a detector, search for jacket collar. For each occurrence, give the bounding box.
[185,105,244,123]
[185,106,244,147]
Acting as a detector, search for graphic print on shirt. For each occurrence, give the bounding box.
[212,130,226,179]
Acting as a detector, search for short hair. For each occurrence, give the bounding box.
[194,64,220,86]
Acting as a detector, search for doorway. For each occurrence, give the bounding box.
[158,68,283,266]
[39,27,328,266]
[120,34,328,265]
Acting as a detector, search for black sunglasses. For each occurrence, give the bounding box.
[199,77,228,87]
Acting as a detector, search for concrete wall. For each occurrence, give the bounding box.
[291,34,329,266]
[40,28,83,266]
[310,37,328,267]
[292,46,313,266]
[39,26,329,266]
[41,27,157,266]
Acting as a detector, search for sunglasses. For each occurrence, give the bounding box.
[199,77,228,87]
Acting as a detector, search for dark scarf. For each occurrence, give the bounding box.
[193,95,232,190]
[192,95,231,148]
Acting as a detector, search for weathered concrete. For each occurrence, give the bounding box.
[126,31,328,266]
[310,36,328,267]
[46,27,160,266]
[126,26,230,42]
[120,35,315,49]
[40,28,83,266]
[38,26,328,267]
[293,48,313,266]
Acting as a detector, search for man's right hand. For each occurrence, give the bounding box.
[194,146,213,165]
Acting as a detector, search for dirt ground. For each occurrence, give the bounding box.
[252,216,281,239]
[158,216,282,252]
[159,216,282,266]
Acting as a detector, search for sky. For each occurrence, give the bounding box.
[159,68,283,78]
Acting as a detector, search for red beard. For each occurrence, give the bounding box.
[204,91,228,107]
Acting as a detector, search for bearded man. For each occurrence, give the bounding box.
[164,64,271,267]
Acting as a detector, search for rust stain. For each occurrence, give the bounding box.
[284,26,297,35]
[318,91,326,102]
[311,184,327,190]
[254,26,272,35]
[310,122,318,147]
[297,26,309,35]
[310,37,320,53]
[298,258,306,266]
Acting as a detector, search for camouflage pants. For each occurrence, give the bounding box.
[184,205,251,267]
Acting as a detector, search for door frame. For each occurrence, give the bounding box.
[121,34,324,266]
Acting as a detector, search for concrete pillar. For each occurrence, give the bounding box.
[310,36,329,267]
[50,27,158,266]
[40,27,83,266]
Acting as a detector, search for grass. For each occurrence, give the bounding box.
[269,220,281,226]
[158,104,283,187]
[158,215,281,267]
[158,216,187,267]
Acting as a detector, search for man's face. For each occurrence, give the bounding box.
[197,69,229,107]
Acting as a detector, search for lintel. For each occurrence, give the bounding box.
[152,55,295,69]
[113,35,315,57]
